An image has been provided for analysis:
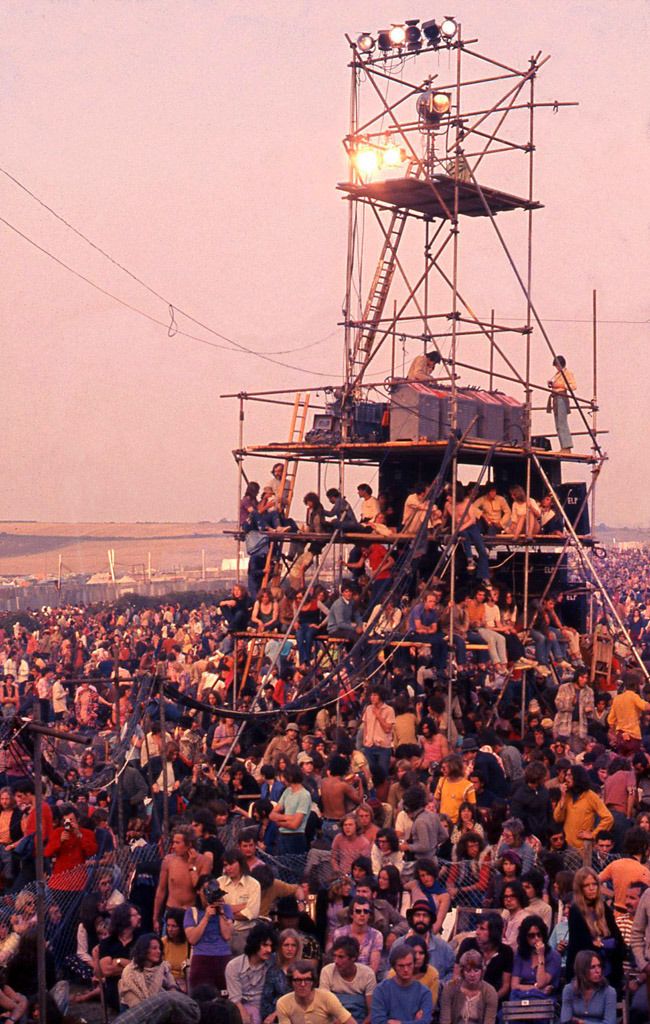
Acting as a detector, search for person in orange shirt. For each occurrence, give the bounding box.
[598,827,650,911]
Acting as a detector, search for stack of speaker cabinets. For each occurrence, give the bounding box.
[462,388,505,441]
[390,382,524,444]
[390,382,442,440]
[390,383,479,441]
[497,393,526,446]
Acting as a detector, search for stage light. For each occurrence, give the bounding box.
[388,24,407,47]
[422,19,441,47]
[417,89,452,128]
[354,146,381,178]
[357,32,375,53]
[383,137,405,167]
[377,30,392,52]
[440,17,458,40]
[431,92,451,114]
[405,20,422,51]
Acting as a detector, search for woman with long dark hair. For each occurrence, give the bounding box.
[97,902,142,1011]
[510,914,561,1000]
[446,831,492,905]
[560,950,616,1024]
[118,933,177,1009]
[371,829,403,875]
[161,908,190,992]
[376,865,404,912]
[552,765,614,852]
[566,867,624,992]
[501,881,530,950]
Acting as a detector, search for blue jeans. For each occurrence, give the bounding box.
[460,523,490,579]
[278,832,307,856]
[553,394,572,449]
[531,628,564,665]
[297,624,318,664]
[363,745,391,780]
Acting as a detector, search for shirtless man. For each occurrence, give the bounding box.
[153,826,210,932]
[321,754,364,832]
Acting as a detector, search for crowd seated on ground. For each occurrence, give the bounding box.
[0,541,650,1021]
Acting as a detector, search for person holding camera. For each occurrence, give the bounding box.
[184,875,233,995]
[44,804,97,891]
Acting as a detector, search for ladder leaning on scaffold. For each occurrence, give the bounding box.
[238,392,311,691]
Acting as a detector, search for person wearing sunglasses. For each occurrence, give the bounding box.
[331,898,383,974]
[277,961,352,1024]
[510,915,561,1001]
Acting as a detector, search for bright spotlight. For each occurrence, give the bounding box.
[377,30,392,52]
[357,32,375,53]
[440,17,458,39]
[417,89,452,128]
[405,20,422,51]
[354,146,381,178]
[383,138,405,167]
[388,24,407,47]
[421,19,441,47]
[431,92,451,114]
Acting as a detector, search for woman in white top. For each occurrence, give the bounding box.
[509,486,541,538]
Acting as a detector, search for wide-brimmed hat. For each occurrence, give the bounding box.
[406,899,435,924]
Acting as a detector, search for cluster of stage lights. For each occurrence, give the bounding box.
[356,16,458,56]
[352,136,407,178]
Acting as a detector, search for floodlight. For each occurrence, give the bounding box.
[388,24,407,47]
[354,146,380,178]
[431,92,451,114]
[405,20,422,51]
[383,137,405,167]
[421,19,441,46]
[417,89,452,128]
[357,32,375,53]
[440,17,458,39]
[377,30,392,52]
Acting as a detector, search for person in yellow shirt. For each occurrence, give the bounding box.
[553,764,614,850]
[433,754,476,824]
[607,673,650,755]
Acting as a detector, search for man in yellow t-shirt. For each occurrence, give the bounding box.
[277,961,352,1024]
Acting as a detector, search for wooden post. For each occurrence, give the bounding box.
[32,703,48,1024]
[159,674,170,839]
[113,649,125,843]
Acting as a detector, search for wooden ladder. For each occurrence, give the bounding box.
[238,393,311,691]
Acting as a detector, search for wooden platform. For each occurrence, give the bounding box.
[239,436,600,466]
[338,174,542,220]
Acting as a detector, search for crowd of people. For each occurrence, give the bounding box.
[0,539,649,1023]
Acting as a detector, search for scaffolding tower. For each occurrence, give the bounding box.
[222,17,648,704]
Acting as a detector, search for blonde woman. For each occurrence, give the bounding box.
[566,867,624,993]
[508,485,540,538]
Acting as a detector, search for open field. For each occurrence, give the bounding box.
[0,522,237,578]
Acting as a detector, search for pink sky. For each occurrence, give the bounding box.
[2,1,648,526]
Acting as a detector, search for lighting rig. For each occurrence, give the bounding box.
[355,15,458,60]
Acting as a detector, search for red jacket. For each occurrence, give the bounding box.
[44,826,98,890]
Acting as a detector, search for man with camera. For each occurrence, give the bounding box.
[44,804,98,891]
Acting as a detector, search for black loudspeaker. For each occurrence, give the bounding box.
[556,482,590,536]
[531,435,552,451]
[502,551,569,605]
[558,591,588,633]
